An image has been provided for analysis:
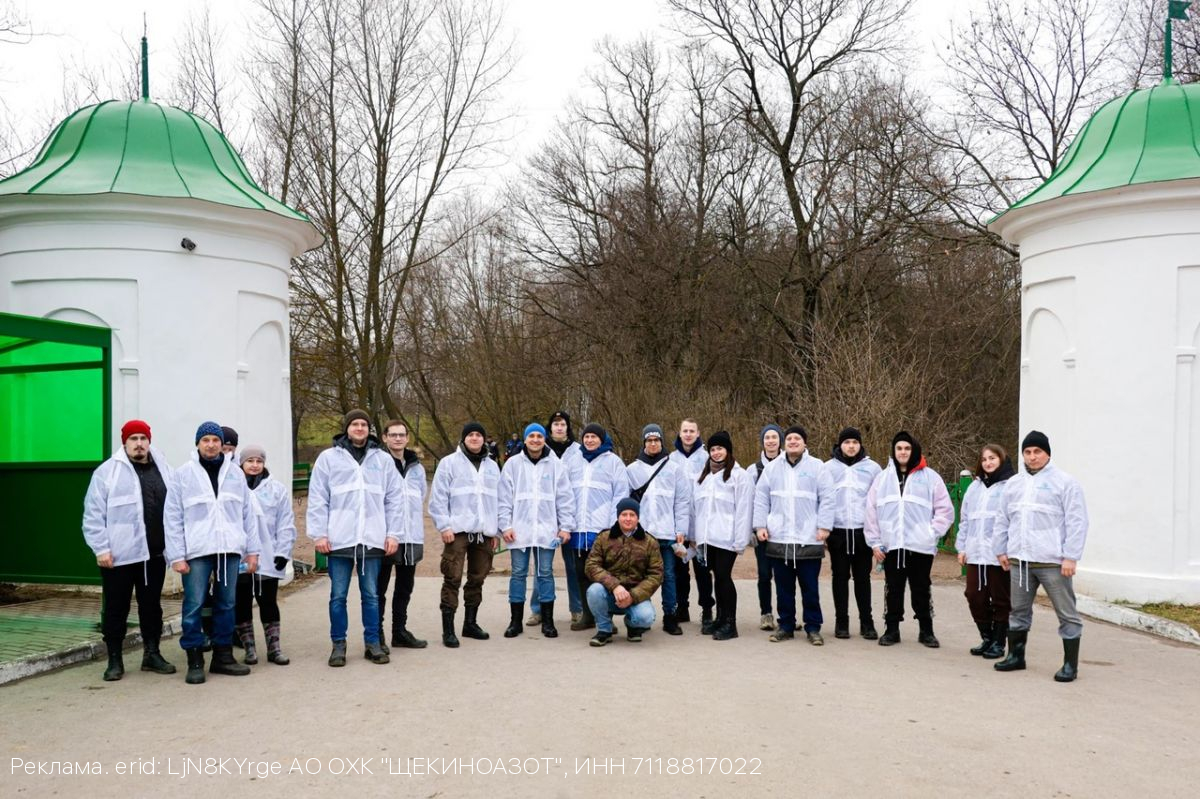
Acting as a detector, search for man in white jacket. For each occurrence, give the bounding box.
[165,421,260,684]
[822,427,883,640]
[376,419,428,652]
[499,423,576,639]
[668,418,706,623]
[992,430,1089,682]
[753,426,835,645]
[864,431,953,649]
[307,410,403,668]
[81,419,175,681]
[429,422,501,647]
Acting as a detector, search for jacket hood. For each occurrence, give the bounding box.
[890,431,923,475]
[333,432,382,451]
[607,521,647,540]
[674,436,703,457]
[981,457,1016,487]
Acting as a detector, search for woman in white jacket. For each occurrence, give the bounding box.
[864,431,953,649]
[498,423,576,639]
[690,431,753,641]
[234,445,296,666]
[956,444,1015,659]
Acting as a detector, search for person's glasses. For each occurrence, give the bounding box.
[386,433,407,439]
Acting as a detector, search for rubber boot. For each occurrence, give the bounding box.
[663,613,682,636]
[994,629,1028,672]
[209,645,251,676]
[235,621,258,665]
[102,651,124,682]
[540,600,558,638]
[1054,637,1080,683]
[878,622,901,646]
[700,608,716,635]
[860,618,878,640]
[141,639,177,674]
[461,605,490,640]
[328,639,347,667]
[264,621,289,665]
[185,648,206,684]
[970,622,992,656]
[441,608,461,648]
[982,622,1007,660]
[504,603,524,638]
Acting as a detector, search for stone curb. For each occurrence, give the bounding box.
[1077,596,1200,646]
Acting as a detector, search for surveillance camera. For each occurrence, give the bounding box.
[181,237,197,251]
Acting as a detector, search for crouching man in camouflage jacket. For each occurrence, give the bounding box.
[583,498,664,646]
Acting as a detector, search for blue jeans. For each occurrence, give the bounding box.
[657,540,677,615]
[772,557,824,633]
[530,544,582,613]
[586,583,656,633]
[754,543,774,615]
[180,553,240,650]
[511,547,556,605]
[327,555,382,644]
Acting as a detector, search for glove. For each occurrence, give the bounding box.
[274,556,288,572]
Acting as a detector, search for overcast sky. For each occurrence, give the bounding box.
[0,0,964,177]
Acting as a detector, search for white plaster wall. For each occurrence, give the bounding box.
[994,181,1200,603]
[0,195,311,508]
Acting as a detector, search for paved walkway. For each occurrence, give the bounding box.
[2,576,1197,797]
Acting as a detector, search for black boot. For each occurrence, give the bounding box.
[102,650,124,681]
[676,606,691,623]
[712,612,739,641]
[878,623,901,646]
[541,601,558,638]
[441,609,461,648]
[210,645,251,676]
[994,629,1028,672]
[394,627,429,648]
[834,618,850,639]
[700,608,716,635]
[1054,637,1080,683]
[364,641,390,664]
[264,622,289,665]
[917,621,940,649]
[141,639,177,674]
[461,605,490,640]
[328,639,347,667]
[185,648,206,684]
[982,622,1007,659]
[504,603,524,638]
[970,622,992,656]
[860,618,878,640]
[663,613,682,636]
[235,621,258,665]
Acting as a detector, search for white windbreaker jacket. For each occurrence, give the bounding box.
[822,456,882,529]
[864,463,954,555]
[752,452,836,547]
[497,450,576,549]
[306,440,404,551]
[165,452,260,564]
[690,463,754,553]
[991,462,1088,565]
[249,475,297,579]
[626,456,692,542]
[428,447,501,536]
[81,446,173,566]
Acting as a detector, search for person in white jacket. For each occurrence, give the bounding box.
[376,420,428,652]
[822,427,883,640]
[233,444,296,667]
[864,431,953,649]
[306,410,403,668]
[499,423,576,639]
[753,426,835,646]
[165,421,260,684]
[81,419,175,682]
[690,431,753,641]
[669,418,707,624]
[561,423,627,632]
[626,423,692,635]
[528,409,582,627]
[955,443,1016,660]
[992,430,1089,683]
[429,422,501,647]
[750,424,783,632]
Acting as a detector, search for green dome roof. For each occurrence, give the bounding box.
[1002,80,1200,216]
[0,99,316,230]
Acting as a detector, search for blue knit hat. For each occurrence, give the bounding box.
[616,497,641,516]
[195,421,223,444]
[523,422,547,439]
[760,424,783,446]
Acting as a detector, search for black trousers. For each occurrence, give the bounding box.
[235,573,281,625]
[827,528,874,623]
[883,549,934,628]
[378,562,416,635]
[694,545,738,619]
[100,557,167,649]
[675,556,693,612]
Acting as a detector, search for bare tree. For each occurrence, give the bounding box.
[172,3,238,133]
[1121,0,1200,87]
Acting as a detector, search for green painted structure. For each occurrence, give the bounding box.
[0,313,111,584]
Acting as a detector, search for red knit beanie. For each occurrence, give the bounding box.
[121,419,151,443]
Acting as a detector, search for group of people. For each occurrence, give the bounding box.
[81,410,1089,685]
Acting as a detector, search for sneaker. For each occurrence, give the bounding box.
[626,626,645,643]
[807,631,825,646]
[571,612,583,625]
[759,614,776,631]
[589,631,613,647]
[525,612,541,627]
[768,630,794,643]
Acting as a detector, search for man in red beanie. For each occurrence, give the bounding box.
[82,420,176,681]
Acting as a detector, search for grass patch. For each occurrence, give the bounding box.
[297,414,340,448]
[1137,602,1200,633]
